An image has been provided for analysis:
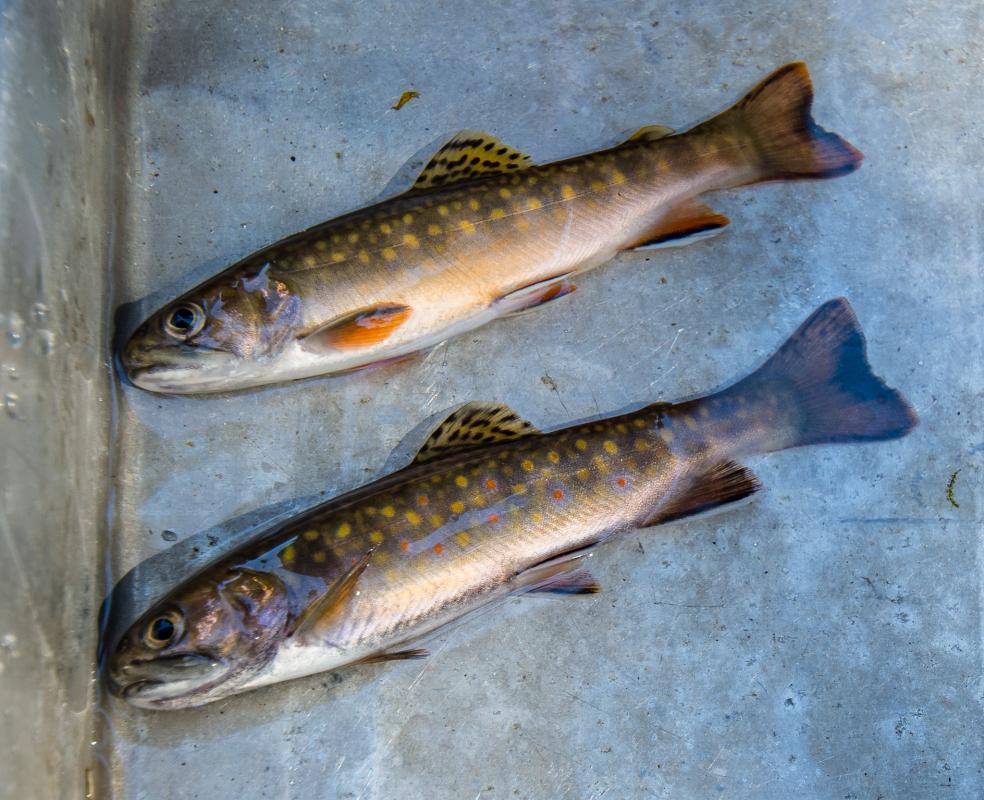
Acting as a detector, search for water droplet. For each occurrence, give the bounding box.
[6,313,24,348]
[161,530,178,542]
[3,393,17,418]
[0,633,16,649]
[2,364,15,381]
[32,302,49,323]
[38,330,55,355]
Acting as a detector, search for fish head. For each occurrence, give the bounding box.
[107,565,290,709]
[121,263,301,393]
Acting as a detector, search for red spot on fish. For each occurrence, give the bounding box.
[400,540,409,552]
[488,513,500,523]
[417,495,429,506]
[552,489,565,501]
[616,477,628,487]
[433,543,444,555]
[485,478,498,491]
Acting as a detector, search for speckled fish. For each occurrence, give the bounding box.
[107,298,916,708]
[122,63,862,393]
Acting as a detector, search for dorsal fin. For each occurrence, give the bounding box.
[624,124,675,143]
[412,130,534,190]
[412,401,539,464]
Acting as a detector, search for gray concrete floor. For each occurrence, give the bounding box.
[100,0,981,797]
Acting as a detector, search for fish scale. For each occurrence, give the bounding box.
[122,62,863,393]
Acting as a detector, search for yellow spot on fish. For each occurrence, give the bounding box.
[527,197,542,210]
[468,198,480,211]
[403,213,414,224]
[633,419,647,429]
[332,252,346,263]
[499,188,512,199]
[634,438,650,452]
[381,506,395,518]
[590,179,606,192]
[315,240,329,251]
[358,250,370,263]
[370,531,384,544]
[281,545,296,563]
[302,529,319,541]
[516,219,530,231]
[612,169,626,184]
[382,247,397,261]
[451,500,465,514]
[452,200,463,210]
[380,222,392,234]
[527,176,539,186]
[455,475,468,488]
[575,439,587,451]
[531,512,543,524]
[303,254,318,268]
[490,208,505,220]
[460,220,476,235]
[428,223,442,236]
[561,185,576,200]
[406,510,421,525]
[659,429,674,444]
[576,467,590,480]
[512,483,526,494]
[547,451,560,464]
[347,232,359,244]
[313,550,327,563]
[699,406,711,418]
[403,233,419,248]
[521,459,534,472]
[593,455,610,474]
[456,532,470,546]
[603,441,618,454]
[430,513,444,527]
[337,522,351,539]
[616,424,628,434]
[438,205,449,217]
[684,416,697,430]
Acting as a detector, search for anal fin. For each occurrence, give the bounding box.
[640,461,761,527]
[626,199,730,250]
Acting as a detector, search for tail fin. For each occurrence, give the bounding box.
[703,62,863,183]
[723,298,918,452]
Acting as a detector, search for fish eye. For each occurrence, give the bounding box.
[144,611,183,649]
[164,303,206,340]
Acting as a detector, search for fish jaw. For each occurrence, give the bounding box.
[108,653,235,710]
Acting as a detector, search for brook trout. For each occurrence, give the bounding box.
[108,298,916,708]
[122,63,862,393]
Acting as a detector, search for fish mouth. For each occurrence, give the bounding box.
[109,653,229,708]
[123,353,240,394]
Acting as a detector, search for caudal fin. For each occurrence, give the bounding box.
[724,298,918,452]
[705,62,863,184]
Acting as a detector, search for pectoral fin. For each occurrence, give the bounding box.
[512,546,600,595]
[355,648,430,664]
[626,199,730,250]
[527,569,601,595]
[290,550,373,644]
[639,461,760,527]
[299,304,412,352]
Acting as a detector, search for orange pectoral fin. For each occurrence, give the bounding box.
[300,304,412,352]
[495,274,577,316]
[626,199,730,250]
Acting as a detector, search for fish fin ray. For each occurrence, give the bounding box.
[640,461,761,527]
[411,130,534,190]
[356,647,430,665]
[299,304,412,352]
[289,550,373,644]
[512,544,598,594]
[412,401,540,465]
[625,199,730,250]
[495,274,577,316]
[624,123,675,143]
[528,569,602,595]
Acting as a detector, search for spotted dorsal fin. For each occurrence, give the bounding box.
[411,130,534,191]
[412,401,539,465]
[624,124,675,143]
